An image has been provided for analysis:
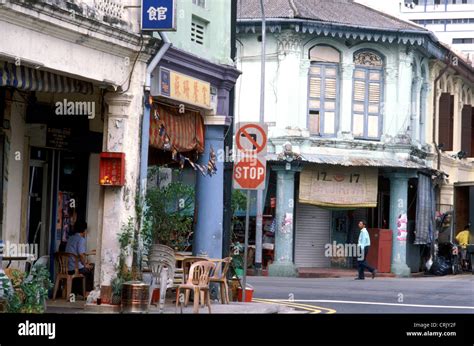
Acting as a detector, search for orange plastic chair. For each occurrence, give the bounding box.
[210,257,232,304]
[52,252,85,301]
[176,261,216,314]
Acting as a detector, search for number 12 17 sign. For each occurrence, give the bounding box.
[141,0,177,31]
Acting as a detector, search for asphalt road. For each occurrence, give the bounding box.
[248,274,474,313]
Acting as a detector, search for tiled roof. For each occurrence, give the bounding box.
[237,0,426,32]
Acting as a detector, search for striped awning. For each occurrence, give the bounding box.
[150,103,205,153]
[0,61,93,94]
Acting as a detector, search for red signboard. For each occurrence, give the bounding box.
[233,159,266,190]
[233,122,268,191]
[99,152,125,187]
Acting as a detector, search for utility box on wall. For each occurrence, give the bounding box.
[99,152,125,186]
[367,228,392,273]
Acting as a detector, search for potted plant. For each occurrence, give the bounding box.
[1,266,52,313]
[143,169,195,252]
[111,277,124,306]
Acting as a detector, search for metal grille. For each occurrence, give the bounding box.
[94,0,124,19]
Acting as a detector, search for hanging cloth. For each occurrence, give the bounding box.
[414,173,435,244]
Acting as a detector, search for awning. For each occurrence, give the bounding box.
[267,153,425,169]
[0,61,93,94]
[150,103,205,153]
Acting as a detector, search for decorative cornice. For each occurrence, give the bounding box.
[105,92,133,119]
[161,47,241,86]
[275,30,303,55]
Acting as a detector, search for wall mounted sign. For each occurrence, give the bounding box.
[46,127,71,150]
[158,67,211,110]
[299,165,378,208]
[141,0,177,31]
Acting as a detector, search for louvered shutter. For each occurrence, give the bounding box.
[438,93,453,151]
[461,105,472,157]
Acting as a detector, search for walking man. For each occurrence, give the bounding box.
[355,220,377,280]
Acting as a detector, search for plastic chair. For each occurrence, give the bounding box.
[52,252,85,301]
[148,245,176,313]
[176,261,216,314]
[181,257,209,306]
[210,257,232,304]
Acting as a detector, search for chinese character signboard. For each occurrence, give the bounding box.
[141,0,176,31]
[158,67,211,109]
[299,165,378,208]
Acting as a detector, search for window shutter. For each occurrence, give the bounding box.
[353,81,366,102]
[309,77,321,98]
[461,105,472,157]
[438,93,453,151]
[325,78,337,99]
[472,107,474,157]
[368,82,381,103]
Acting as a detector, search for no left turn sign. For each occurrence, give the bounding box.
[235,123,268,155]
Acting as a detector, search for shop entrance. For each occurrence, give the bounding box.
[26,146,90,260]
[27,148,50,258]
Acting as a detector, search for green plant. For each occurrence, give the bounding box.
[1,266,52,313]
[144,172,194,251]
[229,190,249,271]
[111,276,124,305]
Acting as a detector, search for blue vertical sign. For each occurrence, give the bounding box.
[141,0,177,31]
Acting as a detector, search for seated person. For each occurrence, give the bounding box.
[65,220,94,294]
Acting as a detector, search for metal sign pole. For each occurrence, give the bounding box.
[255,0,267,277]
[242,189,250,302]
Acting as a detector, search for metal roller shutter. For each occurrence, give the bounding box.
[295,202,331,268]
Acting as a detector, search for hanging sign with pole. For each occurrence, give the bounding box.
[233,122,267,302]
[141,0,177,31]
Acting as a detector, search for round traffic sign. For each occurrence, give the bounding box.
[236,124,267,154]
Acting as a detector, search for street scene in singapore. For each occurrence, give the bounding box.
[0,0,473,345]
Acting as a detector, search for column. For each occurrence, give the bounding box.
[193,116,230,259]
[268,165,299,277]
[339,62,354,138]
[387,172,413,277]
[98,91,141,293]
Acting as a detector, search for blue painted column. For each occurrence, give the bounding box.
[268,165,300,277]
[387,172,414,277]
[193,117,230,259]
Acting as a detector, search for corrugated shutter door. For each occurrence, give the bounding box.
[295,203,331,268]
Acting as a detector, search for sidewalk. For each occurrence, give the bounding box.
[298,267,396,278]
[46,299,301,314]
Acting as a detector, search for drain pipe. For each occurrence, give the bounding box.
[140,33,171,196]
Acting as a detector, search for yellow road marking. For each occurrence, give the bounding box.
[253,298,336,314]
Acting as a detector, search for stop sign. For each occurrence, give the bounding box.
[233,159,266,190]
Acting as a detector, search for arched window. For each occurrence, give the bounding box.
[352,50,384,140]
[308,45,340,137]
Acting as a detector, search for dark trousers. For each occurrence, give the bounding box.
[68,265,94,294]
[357,246,375,279]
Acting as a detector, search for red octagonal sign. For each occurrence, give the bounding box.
[233,159,266,190]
